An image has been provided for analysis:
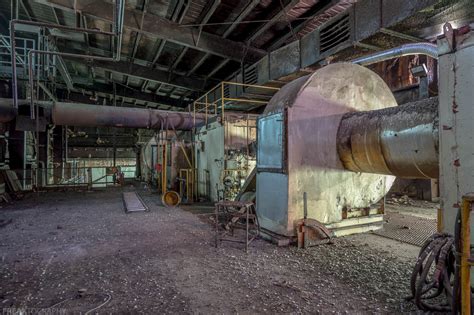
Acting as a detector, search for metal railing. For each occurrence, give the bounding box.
[0,35,58,81]
[8,165,136,191]
[0,35,36,78]
[192,81,279,125]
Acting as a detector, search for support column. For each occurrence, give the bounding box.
[438,25,474,236]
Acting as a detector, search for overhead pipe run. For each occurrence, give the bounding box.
[52,102,203,130]
[0,98,204,131]
[337,97,439,179]
[351,43,438,66]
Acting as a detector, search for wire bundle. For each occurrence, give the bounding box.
[409,233,456,312]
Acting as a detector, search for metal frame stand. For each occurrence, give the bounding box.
[214,201,260,253]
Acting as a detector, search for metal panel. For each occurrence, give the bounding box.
[354,0,381,41]
[195,121,225,201]
[256,172,289,235]
[300,30,320,68]
[256,55,269,85]
[257,112,284,171]
[269,41,300,80]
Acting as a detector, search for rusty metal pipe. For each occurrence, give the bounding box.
[52,102,204,130]
[337,97,439,179]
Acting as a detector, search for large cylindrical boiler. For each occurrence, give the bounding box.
[256,62,439,237]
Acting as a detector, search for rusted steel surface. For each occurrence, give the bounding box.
[52,102,205,130]
[337,97,439,179]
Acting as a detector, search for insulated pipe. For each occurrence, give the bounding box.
[51,102,204,130]
[337,97,439,179]
[351,43,438,66]
[0,99,205,130]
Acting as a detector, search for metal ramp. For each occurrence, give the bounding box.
[123,192,148,212]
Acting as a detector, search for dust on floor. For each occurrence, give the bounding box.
[0,187,425,313]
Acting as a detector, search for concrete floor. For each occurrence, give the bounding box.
[0,186,434,313]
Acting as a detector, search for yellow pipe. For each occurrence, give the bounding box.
[179,169,183,197]
[221,82,225,123]
[461,195,474,315]
[162,141,167,194]
[437,208,443,233]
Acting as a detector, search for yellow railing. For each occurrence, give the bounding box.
[192,81,279,125]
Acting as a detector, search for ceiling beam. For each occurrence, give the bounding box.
[267,0,338,51]
[150,0,188,67]
[222,0,260,38]
[188,0,258,76]
[88,59,212,91]
[70,83,191,108]
[248,0,301,43]
[39,0,266,63]
[55,45,214,91]
[379,28,424,42]
[171,0,221,72]
[56,83,188,109]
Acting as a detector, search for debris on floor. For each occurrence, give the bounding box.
[0,188,427,313]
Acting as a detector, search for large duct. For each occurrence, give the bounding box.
[0,99,204,130]
[52,102,202,130]
[337,97,439,178]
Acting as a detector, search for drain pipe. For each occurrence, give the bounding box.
[351,43,438,66]
[113,0,125,61]
[10,0,125,112]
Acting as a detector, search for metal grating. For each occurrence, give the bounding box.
[320,14,350,53]
[373,212,437,247]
